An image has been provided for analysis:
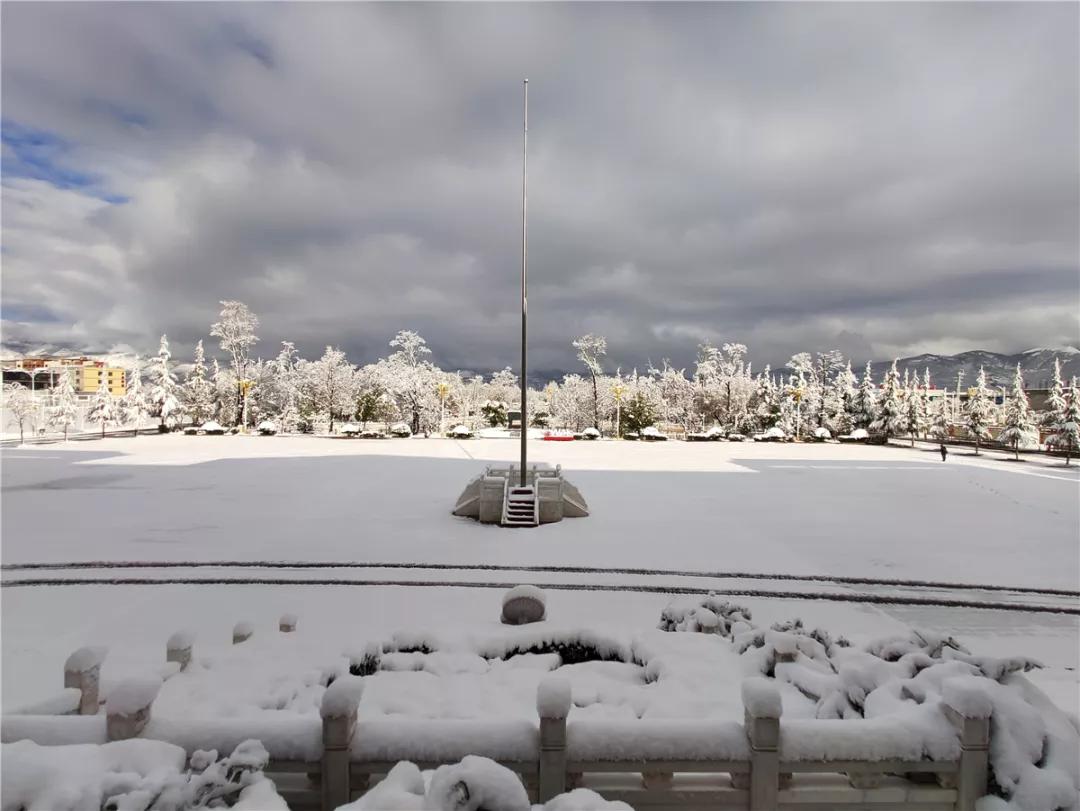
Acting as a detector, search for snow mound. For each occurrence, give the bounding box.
[537,676,572,719]
[107,677,162,716]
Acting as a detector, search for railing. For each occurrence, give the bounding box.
[1,622,993,811]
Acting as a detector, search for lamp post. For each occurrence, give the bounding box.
[519,79,528,486]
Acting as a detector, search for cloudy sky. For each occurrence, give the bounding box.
[2,2,1077,375]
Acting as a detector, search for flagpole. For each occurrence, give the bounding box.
[519,78,529,487]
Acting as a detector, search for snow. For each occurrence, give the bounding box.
[322,674,365,717]
[741,677,781,719]
[942,676,994,719]
[167,630,194,650]
[65,645,106,674]
[1,738,186,810]
[568,719,749,761]
[503,584,548,609]
[106,677,162,716]
[537,676,572,719]
[427,754,531,810]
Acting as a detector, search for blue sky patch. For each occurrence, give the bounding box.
[1,119,128,203]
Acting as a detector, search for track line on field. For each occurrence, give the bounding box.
[4,560,1075,598]
[2,576,1077,615]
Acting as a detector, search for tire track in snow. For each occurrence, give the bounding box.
[2,574,1077,615]
[4,559,1076,598]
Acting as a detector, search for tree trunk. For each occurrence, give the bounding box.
[102,423,106,439]
[591,374,599,431]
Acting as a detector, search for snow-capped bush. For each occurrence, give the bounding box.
[640,426,668,441]
[580,427,601,440]
[812,426,831,440]
[448,425,474,438]
[388,422,412,437]
[2,738,284,811]
[760,426,787,441]
[200,421,225,435]
[257,420,278,435]
[658,593,752,635]
[839,427,870,442]
[342,756,631,810]
[339,422,360,435]
[183,426,199,435]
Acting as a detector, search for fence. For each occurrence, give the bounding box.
[2,620,994,811]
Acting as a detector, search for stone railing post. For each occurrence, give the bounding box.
[741,678,781,811]
[166,630,194,671]
[106,677,162,740]
[942,678,992,811]
[64,646,106,715]
[321,675,364,810]
[536,676,570,803]
[233,621,253,644]
[280,613,297,633]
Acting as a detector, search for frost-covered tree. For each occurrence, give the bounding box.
[930,388,951,441]
[870,360,904,442]
[825,362,858,435]
[999,365,1036,461]
[120,358,146,436]
[572,333,607,430]
[211,358,237,426]
[269,342,302,433]
[754,367,782,430]
[964,366,995,455]
[47,368,79,440]
[649,361,695,431]
[378,330,438,434]
[147,334,181,430]
[182,340,215,426]
[901,371,928,446]
[1046,381,1080,466]
[305,346,355,433]
[852,362,877,429]
[210,300,259,426]
[1043,358,1066,430]
[86,376,118,438]
[2,383,36,443]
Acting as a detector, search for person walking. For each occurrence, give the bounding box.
[940,443,948,462]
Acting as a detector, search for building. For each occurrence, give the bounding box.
[1,357,128,397]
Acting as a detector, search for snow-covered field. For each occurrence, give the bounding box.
[3,435,1078,715]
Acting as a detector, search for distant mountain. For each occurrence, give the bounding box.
[860,348,1079,390]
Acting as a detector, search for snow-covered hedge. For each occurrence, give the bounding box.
[200,421,225,435]
[388,422,412,437]
[448,425,474,438]
[341,755,631,810]
[2,738,285,810]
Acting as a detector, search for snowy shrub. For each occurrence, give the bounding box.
[658,593,752,636]
[257,420,278,435]
[339,422,360,435]
[580,427,601,440]
[448,424,474,438]
[2,738,284,811]
[342,756,631,810]
[389,422,413,437]
[200,420,225,435]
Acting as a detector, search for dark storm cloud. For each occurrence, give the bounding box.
[2,2,1077,372]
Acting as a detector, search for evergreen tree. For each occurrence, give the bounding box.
[86,376,117,438]
[870,360,904,441]
[852,362,877,429]
[964,366,995,455]
[1043,358,1066,430]
[622,390,659,436]
[184,340,215,426]
[148,334,181,430]
[999,364,1036,461]
[930,388,951,440]
[754,367,781,429]
[901,369,928,446]
[47,368,79,440]
[1046,381,1080,466]
[121,358,146,436]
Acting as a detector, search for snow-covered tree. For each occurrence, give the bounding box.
[572,333,607,430]
[210,300,259,426]
[2,382,36,443]
[305,346,355,433]
[269,342,302,433]
[852,362,877,429]
[1043,358,1067,430]
[120,358,146,436]
[754,367,782,430]
[870,360,904,442]
[825,362,858,435]
[183,340,215,426]
[999,364,1036,461]
[377,330,439,434]
[901,370,928,446]
[1046,381,1080,466]
[930,388,951,440]
[964,366,995,455]
[147,335,181,430]
[47,368,79,440]
[86,376,118,438]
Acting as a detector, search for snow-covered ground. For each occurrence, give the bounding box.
[2,435,1078,715]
